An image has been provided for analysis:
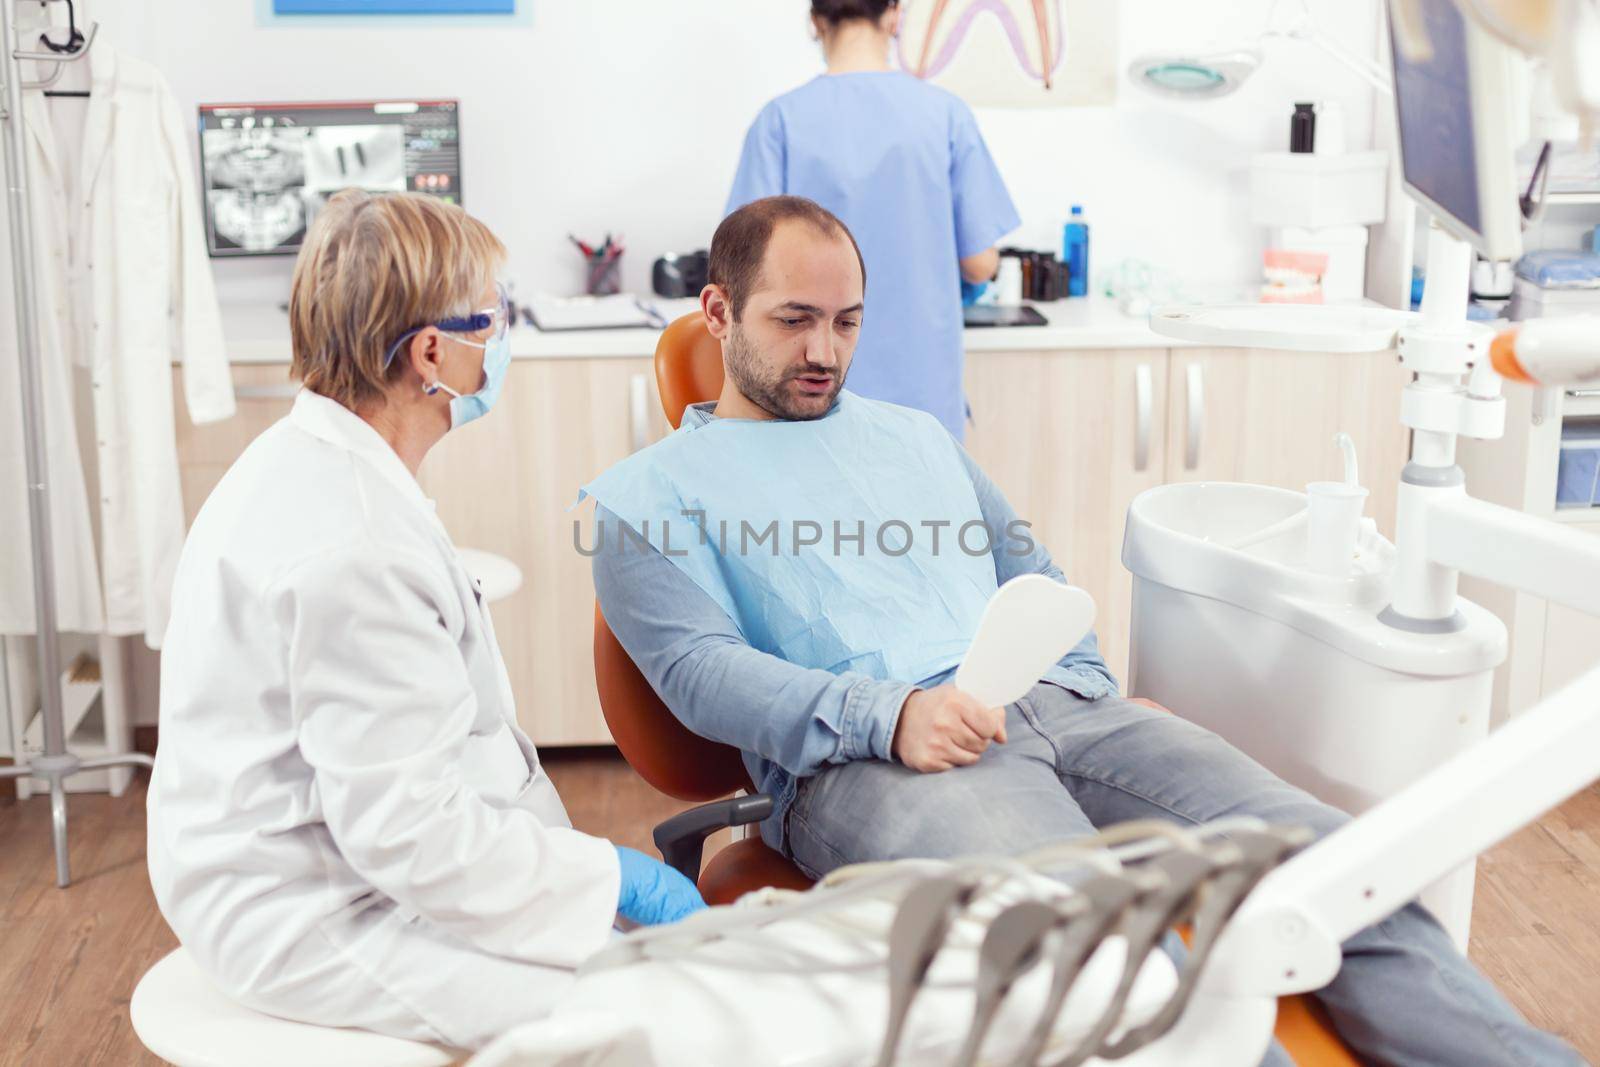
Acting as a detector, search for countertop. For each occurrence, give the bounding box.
[216,295,1194,365]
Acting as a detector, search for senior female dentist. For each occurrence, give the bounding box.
[147,190,703,1051]
[726,0,1020,440]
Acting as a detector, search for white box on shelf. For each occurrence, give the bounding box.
[1509,277,1600,320]
[1250,151,1389,229]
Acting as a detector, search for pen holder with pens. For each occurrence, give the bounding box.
[584,251,622,296]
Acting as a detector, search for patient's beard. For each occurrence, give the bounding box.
[725,321,844,421]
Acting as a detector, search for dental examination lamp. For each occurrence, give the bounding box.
[1148,0,1600,1011]
[1129,0,1391,99]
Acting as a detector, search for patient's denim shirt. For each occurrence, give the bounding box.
[590,403,1117,854]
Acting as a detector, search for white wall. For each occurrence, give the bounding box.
[97,0,1380,304]
[985,1,1381,296]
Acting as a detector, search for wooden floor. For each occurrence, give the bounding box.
[2,755,1598,1066]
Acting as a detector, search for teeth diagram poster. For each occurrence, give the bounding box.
[894,0,1117,108]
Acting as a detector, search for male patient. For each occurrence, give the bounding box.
[584,195,1578,1067]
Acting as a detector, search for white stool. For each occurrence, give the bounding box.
[130,948,456,1067]
[456,548,524,604]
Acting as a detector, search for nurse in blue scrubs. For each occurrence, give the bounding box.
[726,0,1020,440]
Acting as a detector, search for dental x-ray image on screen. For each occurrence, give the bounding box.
[198,100,460,257]
[303,126,406,194]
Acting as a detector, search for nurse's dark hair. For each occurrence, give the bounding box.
[811,0,897,26]
[709,196,867,321]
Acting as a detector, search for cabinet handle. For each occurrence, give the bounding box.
[1185,362,1205,471]
[1568,388,1600,398]
[1134,362,1152,472]
[629,373,650,453]
[234,383,299,400]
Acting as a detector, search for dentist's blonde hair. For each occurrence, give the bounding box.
[289,190,505,411]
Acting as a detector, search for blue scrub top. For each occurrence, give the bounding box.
[726,72,1020,439]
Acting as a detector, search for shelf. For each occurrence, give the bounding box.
[1544,192,1600,206]
[1148,303,1424,353]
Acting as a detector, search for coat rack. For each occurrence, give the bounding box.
[0,0,152,887]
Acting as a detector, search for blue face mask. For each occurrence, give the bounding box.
[430,329,511,429]
[385,283,513,430]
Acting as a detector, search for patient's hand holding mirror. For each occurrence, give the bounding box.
[953,575,1096,709]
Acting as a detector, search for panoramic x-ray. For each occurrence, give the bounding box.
[203,124,408,253]
[203,125,313,253]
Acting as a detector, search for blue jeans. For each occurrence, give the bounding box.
[785,684,1582,1067]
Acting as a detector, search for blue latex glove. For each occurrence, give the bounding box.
[614,845,708,926]
[960,278,989,307]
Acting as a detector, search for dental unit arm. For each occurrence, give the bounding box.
[1491,317,1600,393]
[1174,204,1600,1007]
[1210,650,1600,999]
[1132,0,1600,1007]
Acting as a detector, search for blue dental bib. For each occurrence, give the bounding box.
[580,391,998,685]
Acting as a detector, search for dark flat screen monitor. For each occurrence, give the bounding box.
[1386,0,1521,259]
[1390,0,1480,238]
[198,99,460,258]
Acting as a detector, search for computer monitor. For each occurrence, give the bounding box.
[1387,0,1523,261]
[198,99,461,258]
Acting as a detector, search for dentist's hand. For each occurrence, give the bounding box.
[892,685,1007,774]
[614,845,708,926]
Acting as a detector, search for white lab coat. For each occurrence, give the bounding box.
[0,89,103,635]
[0,44,234,645]
[147,390,621,1050]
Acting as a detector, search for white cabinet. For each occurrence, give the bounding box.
[172,365,300,526]
[1542,598,1600,696]
[965,349,1170,683]
[1535,517,1600,702]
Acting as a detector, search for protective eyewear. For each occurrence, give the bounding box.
[383,282,513,369]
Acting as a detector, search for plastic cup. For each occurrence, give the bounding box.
[1305,481,1368,576]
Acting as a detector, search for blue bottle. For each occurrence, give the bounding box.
[1062,205,1090,298]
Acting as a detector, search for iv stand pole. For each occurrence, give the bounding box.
[0,2,151,888]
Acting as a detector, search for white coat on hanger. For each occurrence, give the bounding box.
[78,44,234,645]
[1,41,235,648]
[0,77,102,637]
